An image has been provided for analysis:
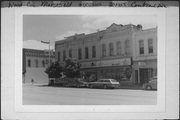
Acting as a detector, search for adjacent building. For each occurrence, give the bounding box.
[23,48,55,83]
[132,28,157,85]
[23,48,55,69]
[55,23,157,85]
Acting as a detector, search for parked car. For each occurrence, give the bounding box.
[88,79,120,89]
[142,77,157,90]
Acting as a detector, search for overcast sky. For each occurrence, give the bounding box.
[23,15,157,50]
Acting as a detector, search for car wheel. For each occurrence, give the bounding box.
[146,85,152,90]
[103,85,107,89]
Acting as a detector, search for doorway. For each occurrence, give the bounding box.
[139,68,153,85]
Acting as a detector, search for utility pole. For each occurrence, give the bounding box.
[41,40,51,85]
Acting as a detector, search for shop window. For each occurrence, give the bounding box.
[85,47,89,59]
[116,41,121,55]
[69,49,72,58]
[78,48,82,60]
[109,42,114,56]
[148,39,153,54]
[139,40,144,55]
[58,52,60,61]
[63,50,66,61]
[28,59,31,67]
[35,59,38,68]
[92,46,96,58]
[102,44,106,57]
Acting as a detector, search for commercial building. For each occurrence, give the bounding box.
[132,28,157,85]
[55,23,157,85]
[23,48,55,83]
[23,48,55,69]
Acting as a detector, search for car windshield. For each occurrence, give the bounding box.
[110,79,118,82]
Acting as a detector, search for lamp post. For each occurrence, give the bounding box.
[41,40,51,84]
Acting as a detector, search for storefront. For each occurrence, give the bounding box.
[133,59,157,85]
[80,57,133,83]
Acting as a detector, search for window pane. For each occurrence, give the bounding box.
[78,48,82,60]
[92,46,96,58]
[139,40,144,54]
[58,52,60,61]
[69,49,72,58]
[102,44,106,57]
[109,42,114,56]
[148,39,153,53]
[116,41,121,55]
[85,47,89,59]
[35,59,38,68]
[63,50,66,61]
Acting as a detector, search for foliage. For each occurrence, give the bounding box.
[45,59,81,78]
[63,58,81,78]
[45,61,63,78]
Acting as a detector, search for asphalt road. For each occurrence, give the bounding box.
[23,84,157,105]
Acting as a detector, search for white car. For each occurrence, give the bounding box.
[88,79,120,89]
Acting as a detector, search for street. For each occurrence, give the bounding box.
[23,84,157,105]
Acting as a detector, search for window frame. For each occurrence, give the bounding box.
[109,42,114,56]
[148,38,154,54]
[139,40,144,55]
[92,45,96,58]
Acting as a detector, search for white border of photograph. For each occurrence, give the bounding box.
[15,7,165,112]
[2,7,178,119]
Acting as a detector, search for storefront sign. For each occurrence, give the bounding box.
[81,58,131,68]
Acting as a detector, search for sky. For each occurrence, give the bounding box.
[23,15,157,50]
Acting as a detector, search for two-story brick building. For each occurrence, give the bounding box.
[55,23,157,85]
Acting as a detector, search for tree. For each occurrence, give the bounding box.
[63,58,81,78]
[45,61,63,78]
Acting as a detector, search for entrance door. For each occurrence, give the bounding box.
[140,68,153,85]
[140,68,148,85]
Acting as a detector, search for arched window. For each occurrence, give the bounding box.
[35,59,38,68]
[28,59,31,67]
[42,60,45,67]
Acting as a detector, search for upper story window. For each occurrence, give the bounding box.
[69,49,72,58]
[148,39,153,54]
[63,50,66,61]
[116,41,121,55]
[92,46,96,58]
[125,40,130,55]
[125,40,130,48]
[85,47,89,59]
[109,42,114,56]
[58,52,60,61]
[35,59,38,68]
[102,44,106,57]
[139,40,144,55]
[28,59,31,67]
[78,48,82,60]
